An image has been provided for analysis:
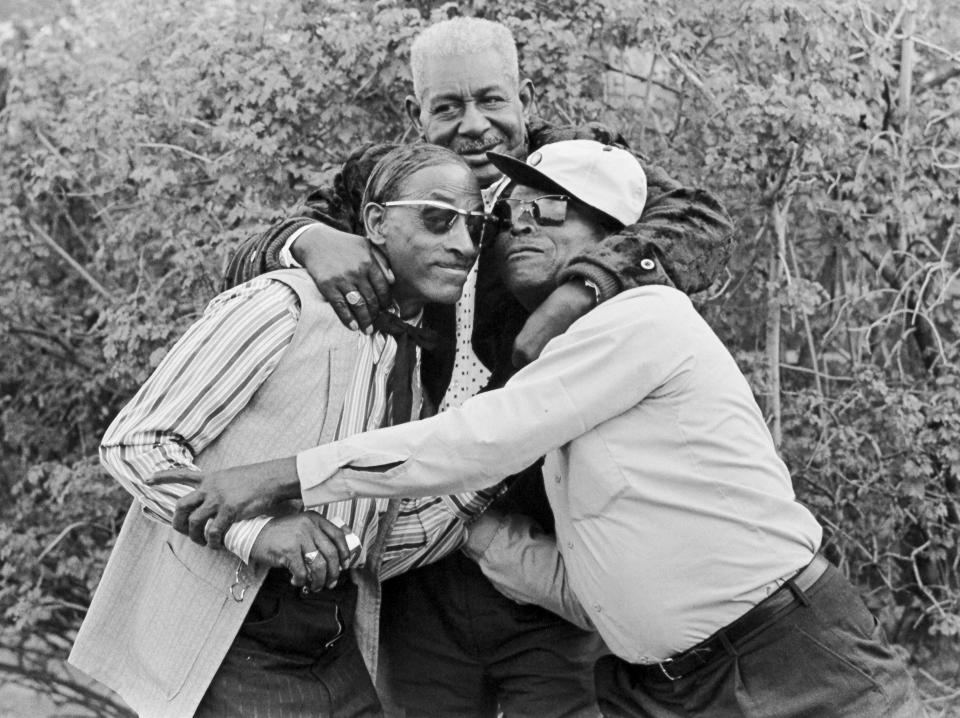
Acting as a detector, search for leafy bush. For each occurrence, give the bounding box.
[1,0,958,713]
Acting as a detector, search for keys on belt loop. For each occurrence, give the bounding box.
[230,560,249,602]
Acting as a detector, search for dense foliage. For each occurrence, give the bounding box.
[1,0,958,713]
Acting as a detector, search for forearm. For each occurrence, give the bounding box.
[296,293,682,506]
[101,436,273,563]
[559,167,734,297]
[223,218,318,288]
[464,512,594,631]
[221,179,350,290]
[378,486,504,580]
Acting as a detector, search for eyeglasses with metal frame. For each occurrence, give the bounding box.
[490,195,571,234]
[381,200,492,245]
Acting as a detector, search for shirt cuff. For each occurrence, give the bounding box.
[223,516,274,563]
[297,443,408,507]
[558,262,621,302]
[279,224,318,269]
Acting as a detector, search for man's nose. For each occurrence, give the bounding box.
[448,221,479,261]
[509,214,535,236]
[459,101,492,137]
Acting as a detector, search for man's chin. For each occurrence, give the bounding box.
[466,160,502,188]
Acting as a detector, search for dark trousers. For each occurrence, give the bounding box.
[380,551,605,718]
[196,569,382,718]
[594,563,926,718]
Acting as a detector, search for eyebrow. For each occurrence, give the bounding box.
[429,85,509,103]
[417,189,483,208]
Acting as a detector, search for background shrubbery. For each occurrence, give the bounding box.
[1,0,958,714]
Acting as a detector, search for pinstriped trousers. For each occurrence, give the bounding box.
[195,569,382,718]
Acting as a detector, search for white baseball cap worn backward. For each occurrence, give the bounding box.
[486,139,647,227]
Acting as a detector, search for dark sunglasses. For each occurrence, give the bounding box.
[491,195,570,230]
[382,200,492,245]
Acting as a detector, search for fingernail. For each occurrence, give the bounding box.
[363,325,373,335]
[329,579,338,588]
[349,321,359,332]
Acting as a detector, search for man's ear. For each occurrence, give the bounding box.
[362,203,388,248]
[518,79,536,120]
[405,95,424,136]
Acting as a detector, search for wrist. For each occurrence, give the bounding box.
[290,223,330,265]
[554,279,597,317]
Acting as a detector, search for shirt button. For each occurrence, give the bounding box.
[593,604,602,612]
[566,541,574,550]
[554,474,562,484]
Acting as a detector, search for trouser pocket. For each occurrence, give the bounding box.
[240,570,356,659]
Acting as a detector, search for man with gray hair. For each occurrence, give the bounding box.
[407,15,526,189]
[224,14,732,718]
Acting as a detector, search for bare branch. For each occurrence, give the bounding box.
[27,220,114,301]
[662,53,721,110]
[136,142,213,163]
[585,55,681,95]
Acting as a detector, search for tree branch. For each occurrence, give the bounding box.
[585,55,681,95]
[920,66,960,92]
[27,220,114,301]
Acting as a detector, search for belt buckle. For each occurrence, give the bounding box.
[658,658,681,681]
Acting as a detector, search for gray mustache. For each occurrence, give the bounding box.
[457,136,503,154]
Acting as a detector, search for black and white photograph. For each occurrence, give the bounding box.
[1,1,958,716]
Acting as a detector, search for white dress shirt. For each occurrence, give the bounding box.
[293,285,823,662]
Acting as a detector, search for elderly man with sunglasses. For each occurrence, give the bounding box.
[161,139,927,718]
[216,16,733,718]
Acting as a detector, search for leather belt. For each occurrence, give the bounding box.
[634,554,831,682]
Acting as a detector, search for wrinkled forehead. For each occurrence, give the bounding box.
[399,163,483,204]
[418,50,519,101]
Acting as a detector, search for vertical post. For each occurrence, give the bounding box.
[895,0,917,256]
[766,201,788,447]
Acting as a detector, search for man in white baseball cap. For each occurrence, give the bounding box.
[484,139,648,310]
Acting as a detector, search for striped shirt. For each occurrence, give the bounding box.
[100,276,497,580]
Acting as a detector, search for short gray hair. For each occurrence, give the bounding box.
[410,17,519,100]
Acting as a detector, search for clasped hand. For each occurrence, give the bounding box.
[146,457,300,550]
[249,511,354,592]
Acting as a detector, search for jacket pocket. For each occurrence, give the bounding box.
[128,540,228,699]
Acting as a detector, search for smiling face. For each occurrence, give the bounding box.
[364,162,482,315]
[494,184,612,311]
[405,49,534,188]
